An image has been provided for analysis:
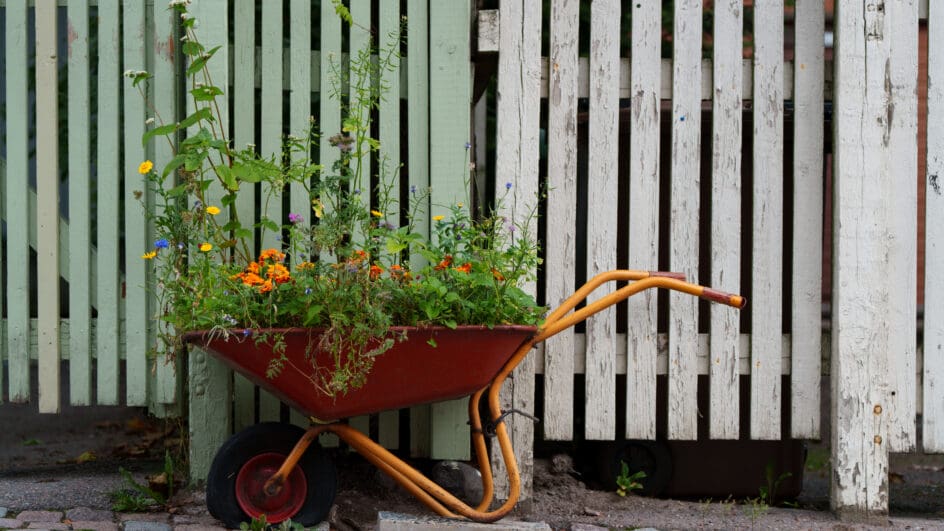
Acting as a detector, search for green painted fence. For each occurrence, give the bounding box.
[0,0,474,479]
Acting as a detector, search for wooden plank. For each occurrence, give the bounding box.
[232,0,257,431]
[708,0,742,440]
[539,57,805,101]
[831,0,891,516]
[318,1,343,448]
[96,0,121,405]
[123,0,149,406]
[189,347,233,481]
[346,0,372,437]
[428,0,472,461]
[5,0,31,403]
[749,0,784,441]
[790,0,825,440]
[288,0,312,430]
[258,0,284,423]
[66,0,92,406]
[625,0,661,441]
[151,0,178,407]
[583,0,619,442]
[350,0,371,222]
[925,0,944,454]
[36,0,60,414]
[185,0,235,480]
[543,0,579,441]
[491,0,540,500]
[668,0,702,441]
[377,0,402,450]
[884,0,918,453]
[407,0,431,457]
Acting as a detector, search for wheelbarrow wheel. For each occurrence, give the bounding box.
[206,422,337,528]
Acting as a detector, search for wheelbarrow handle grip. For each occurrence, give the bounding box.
[701,287,747,309]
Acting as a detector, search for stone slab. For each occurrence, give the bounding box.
[65,508,113,522]
[377,512,551,531]
[0,508,8,518]
[68,521,119,531]
[121,522,172,531]
[0,517,22,528]
[27,523,69,530]
[15,512,62,523]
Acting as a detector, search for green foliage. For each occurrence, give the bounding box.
[132,4,544,398]
[758,461,792,507]
[615,460,646,497]
[240,515,305,531]
[110,451,177,512]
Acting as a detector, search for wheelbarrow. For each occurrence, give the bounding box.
[184,270,746,527]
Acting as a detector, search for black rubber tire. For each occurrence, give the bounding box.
[206,422,337,528]
[601,440,673,497]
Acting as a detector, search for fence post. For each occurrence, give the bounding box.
[830,0,910,520]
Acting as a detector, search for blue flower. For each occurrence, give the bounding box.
[177,242,185,250]
[505,182,512,190]
[154,238,170,249]
[243,328,251,337]
[305,287,312,295]
[410,185,417,194]
[464,141,472,150]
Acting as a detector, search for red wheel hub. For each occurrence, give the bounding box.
[235,453,307,523]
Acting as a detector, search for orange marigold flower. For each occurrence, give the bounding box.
[455,262,472,274]
[296,261,315,271]
[266,263,291,283]
[247,261,261,274]
[258,279,274,293]
[240,272,264,286]
[369,264,383,280]
[434,255,453,271]
[259,249,285,262]
[491,268,505,282]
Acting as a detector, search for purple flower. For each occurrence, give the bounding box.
[288,213,303,224]
[505,182,512,190]
[242,328,251,337]
[154,238,170,249]
[410,185,417,194]
[305,287,312,295]
[193,200,203,209]
[464,141,472,150]
[177,242,185,250]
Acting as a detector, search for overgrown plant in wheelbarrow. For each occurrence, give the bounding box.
[131,1,746,527]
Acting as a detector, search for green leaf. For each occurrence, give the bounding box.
[190,84,224,102]
[426,337,437,348]
[222,220,241,232]
[235,228,254,239]
[218,165,238,191]
[161,154,188,181]
[181,41,204,56]
[259,218,280,233]
[166,183,189,198]
[232,162,262,183]
[443,319,457,330]
[221,193,238,207]
[304,305,324,326]
[385,238,408,254]
[178,107,213,129]
[142,123,177,146]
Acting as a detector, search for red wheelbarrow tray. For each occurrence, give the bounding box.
[182,325,537,421]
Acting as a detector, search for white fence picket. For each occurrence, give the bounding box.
[5,0,31,403]
[96,0,122,406]
[625,0,661,442]
[584,0,619,442]
[67,0,92,406]
[750,0,784,441]
[668,0,702,441]
[885,0,919,453]
[36,0,60,414]
[709,0,742,440]
[544,0,579,441]
[791,0,825,440]
[924,0,944,453]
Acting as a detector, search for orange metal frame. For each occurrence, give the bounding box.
[262,270,746,523]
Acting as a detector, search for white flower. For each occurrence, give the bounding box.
[145,117,155,125]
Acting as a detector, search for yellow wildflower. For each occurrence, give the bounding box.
[206,206,221,215]
[142,250,157,260]
[199,243,213,252]
[371,210,383,218]
[432,215,444,221]
[138,160,154,174]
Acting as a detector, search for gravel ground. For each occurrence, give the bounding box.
[1,399,943,529]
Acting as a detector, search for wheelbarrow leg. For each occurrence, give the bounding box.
[263,425,328,496]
